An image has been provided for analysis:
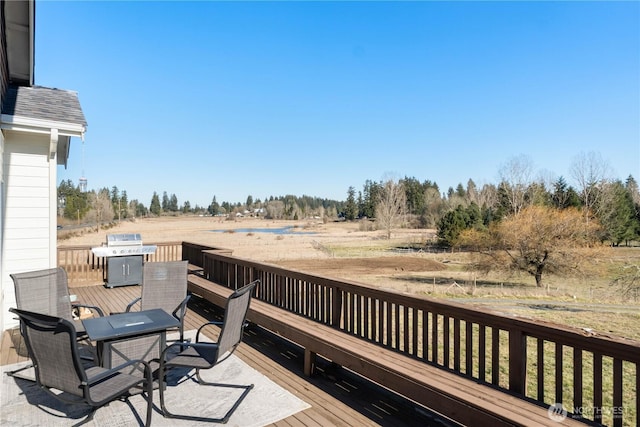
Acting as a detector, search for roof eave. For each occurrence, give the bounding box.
[4,0,35,86]
[0,114,86,138]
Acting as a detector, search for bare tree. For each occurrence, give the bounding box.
[375,179,407,239]
[421,186,443,228]
[612,262,640,301]
[86,189,114,231]
[265,200,285,219]
[498,155,534,215]
[570,151,612,222]
[477,183,498,210]
[466,179,479,206]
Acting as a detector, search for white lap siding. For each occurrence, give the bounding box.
[1,131,55,329]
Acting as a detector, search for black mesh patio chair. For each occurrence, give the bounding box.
[158,279,259,423]
[9,308,153,427]
[125,260,190,343]
[7,267,104,379]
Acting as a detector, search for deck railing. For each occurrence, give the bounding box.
[57,241,183,286]
[197,247,639,427]
[60,241,639,426]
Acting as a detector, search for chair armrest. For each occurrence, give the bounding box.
[73,303,104,317]
[125,297,142,312]
[84,359,151,385]
[195,320,223,342]
[172,294,191,322]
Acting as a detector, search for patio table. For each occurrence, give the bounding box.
[82,308,179,376]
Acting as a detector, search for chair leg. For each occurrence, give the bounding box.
[5,362,35,382]
[71,407,97,427]
[159,367,254,424]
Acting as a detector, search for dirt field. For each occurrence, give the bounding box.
[59,216,640,341]
[59,216,438,264]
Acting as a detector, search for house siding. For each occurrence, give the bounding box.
[1,131,54,329]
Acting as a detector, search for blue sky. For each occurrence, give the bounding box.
[41,1,639,208]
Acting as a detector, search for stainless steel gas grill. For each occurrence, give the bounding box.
[91,233,157,288]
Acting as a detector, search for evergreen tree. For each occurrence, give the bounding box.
[402,176,426,216]
[344,186,358,220]
[162,191,169,211]
[131,199,147,217]
[437,205,468,247]
[58,179,90,220]
[600,181,639,245]
[121,191,129,219]
[208,196,220,216]
[169,193,179,211]
[552,176,579,209]
[150,192,161,216]
[361,180,380,219]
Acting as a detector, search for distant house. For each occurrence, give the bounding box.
[0,0,87,331]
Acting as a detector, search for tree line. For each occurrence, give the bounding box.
[57,152,639,248]
[338,152,639,289]
[57,183,346,224]
[57,151,639,291]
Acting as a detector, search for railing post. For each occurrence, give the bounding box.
[508,329,527,395]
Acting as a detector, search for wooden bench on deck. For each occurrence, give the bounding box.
[187,274,585,427]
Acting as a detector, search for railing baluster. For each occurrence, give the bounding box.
[509,329,526,395]
[357,293,363,337]
[371,297,377,341]
[478,324,486,382]
[454,318,461,372]
[593,352,603,425]
[465,320,473,376]
[443,316,450,368]
[404,305,410,353]
[394,303,401,350]
[378,299,385,344]
[537,338,544,401]
[613,358,622,427]
[422,309,428,360]
[491,327,499,386]
[555,342,563,405]
[431,312,438,364]
[386,301,393,347]
[412,307,419,356]
[573,348,582,416]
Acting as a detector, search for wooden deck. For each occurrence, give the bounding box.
[1,283,456,427]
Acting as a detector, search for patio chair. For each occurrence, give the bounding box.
[158,279,259,423]
[125,260,190,343]
[7,267,104,379]
[9,308,153,427]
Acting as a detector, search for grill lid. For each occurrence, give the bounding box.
[106,233,142,246]
[92,233,157,257]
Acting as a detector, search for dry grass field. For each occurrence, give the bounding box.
[59,216,640,342]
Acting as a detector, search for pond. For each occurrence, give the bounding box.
[210,226,316,235]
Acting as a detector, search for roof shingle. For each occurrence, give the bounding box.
[2,85,87,127]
